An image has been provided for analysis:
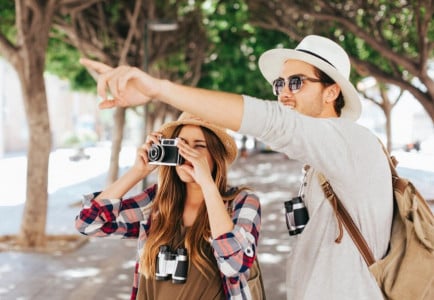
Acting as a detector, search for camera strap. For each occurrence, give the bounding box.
[298,165,311,198]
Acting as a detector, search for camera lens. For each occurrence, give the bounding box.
[284,196,309,236]
[148,144,165,162]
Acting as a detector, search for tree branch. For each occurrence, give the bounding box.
[308,12,421,76]
[119,0,142,65]
[58,0,103,15]
[0,33,18,64]
[352,58,431,108]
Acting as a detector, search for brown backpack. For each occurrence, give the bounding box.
[319,149,434,300]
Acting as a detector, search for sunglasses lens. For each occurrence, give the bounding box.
[273,78,285,96]
[288,76,302,92]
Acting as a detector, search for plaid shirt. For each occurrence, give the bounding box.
[75,184,261,300]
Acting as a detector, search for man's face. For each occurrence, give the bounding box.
[276,60,339,118]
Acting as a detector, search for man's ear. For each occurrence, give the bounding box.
[324,84,341,103]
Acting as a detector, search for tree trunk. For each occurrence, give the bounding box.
[379,86,393,152]
[140,103,153,189]
[106,107,125,184]
[12,0,56,247]
[384,106,392,152]
[17,70,51,247]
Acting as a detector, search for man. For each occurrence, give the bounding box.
[80,35,393,299]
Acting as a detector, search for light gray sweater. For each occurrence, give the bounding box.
[240,96,393,300]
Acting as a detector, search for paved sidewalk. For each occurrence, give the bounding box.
[0,150,433,300]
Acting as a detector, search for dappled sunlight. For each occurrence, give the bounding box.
[116,273,130,281]
[0,263,12,273]
[260,238,280,246]
[63,282,78,289]
[57,267,100,278]
[276,283,289,297]
[0,238,137,299]
[54,264,133,300]
[239,154,299,300]
[265,191,290,200]
[229,153,303,198]
[0,285,15,298]
[258,252,284,264]
[93,277,105,284]
[121,260,136,269]
[257,191,290,205]
[276,244,292,252]
[115,293,132,300]
[263,212,279,221]
[0,288,9,296]
[0,263,15,297]
[260,172,291,184]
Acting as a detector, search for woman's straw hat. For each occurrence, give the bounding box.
[159,112,238,164]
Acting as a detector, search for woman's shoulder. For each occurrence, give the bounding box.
[231,187,260,206]
[226,185,255,197]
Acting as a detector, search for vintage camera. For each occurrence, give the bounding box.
[148,138,185,166]
[284,196,309,236]
[156,245,188,284]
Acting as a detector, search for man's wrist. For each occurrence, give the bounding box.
[155,79,173,104]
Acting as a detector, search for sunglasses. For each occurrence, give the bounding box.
[272,75,323,96]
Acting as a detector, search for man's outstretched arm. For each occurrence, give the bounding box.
[80,58,244,131]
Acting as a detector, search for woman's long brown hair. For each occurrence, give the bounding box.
[140,125,243,278]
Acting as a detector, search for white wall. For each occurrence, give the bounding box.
[0,58,100,156]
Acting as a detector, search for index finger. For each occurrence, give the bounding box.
[79,58,113,74]
[146,132,163,144]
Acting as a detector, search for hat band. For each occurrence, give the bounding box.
[296,49,335,68]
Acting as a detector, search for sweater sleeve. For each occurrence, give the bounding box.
[239,95,387,184]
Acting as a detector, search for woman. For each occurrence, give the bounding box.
[75,112,262,300]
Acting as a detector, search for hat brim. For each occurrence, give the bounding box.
[159,118,238,164]
[259,49,361,121]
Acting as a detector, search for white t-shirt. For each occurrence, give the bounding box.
[240,96,393,300]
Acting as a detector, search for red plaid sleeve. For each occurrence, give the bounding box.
[211,191,261,299]
[75,184,157,238]
[212,191,261,273]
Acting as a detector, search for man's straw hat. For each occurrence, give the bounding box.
[259,35,361,120]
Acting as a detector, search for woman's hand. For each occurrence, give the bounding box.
[94,132,161,200]
[133,132,162,176]
[176,139,214,187]
[79,58,161,109]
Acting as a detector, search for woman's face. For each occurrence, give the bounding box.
[175,125,215,183]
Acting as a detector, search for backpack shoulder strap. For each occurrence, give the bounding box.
[318,173,376,266]
[318,140,396,266]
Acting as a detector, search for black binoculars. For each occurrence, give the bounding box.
[155,245,188,284]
